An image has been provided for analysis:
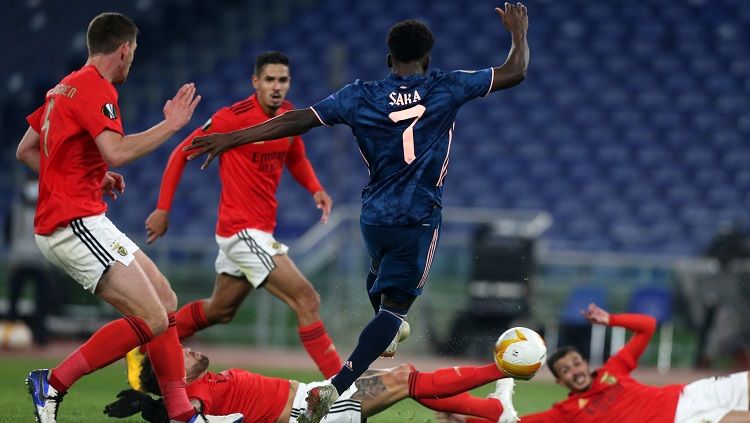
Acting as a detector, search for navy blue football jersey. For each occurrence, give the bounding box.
[311,68,493,225]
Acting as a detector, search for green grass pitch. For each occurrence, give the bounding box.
[1,357,565,422]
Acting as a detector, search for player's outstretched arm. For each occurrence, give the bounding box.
[95,83,201,167]
[489,2,529,93]
[145,133,199,243]
[184,108,322,169]
[582,303,656,362]
[16,127,42,172]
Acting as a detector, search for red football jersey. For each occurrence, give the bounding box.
[156,94,323,236]
[27,65,123,235]
[521,314,684,423]
[186,369,291,423]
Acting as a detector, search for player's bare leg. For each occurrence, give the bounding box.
[193,254,320,327]
[116,251,222,421]
[353,363,413,417]
[96,257,171,333]
[264,254,322,326]
[265,254,342,377]
[128,261,211,391]
[720,411,750,422]
[202,273,253,324]
[27,257,169,423]
[178,255,341,378]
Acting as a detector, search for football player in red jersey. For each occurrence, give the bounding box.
[134,51,341,384]
[449,304,750,423]
[16,12,242,423]
[106,346,520,423]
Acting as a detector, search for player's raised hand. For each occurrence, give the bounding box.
[145,209,169,244]
[164,83,201,132]
[495,2,528,36]
[313,191,333,224]
[102,171,125,200]
[581,303,610,325]
[183,132,237,169]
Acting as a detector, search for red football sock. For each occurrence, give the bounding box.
[417,393,502,421]
[146,313,194,421]
[175,300,210,339]
[49,315,152,393]
[408,364,505,399]
[298,320,342,379]
[465,418,498,423]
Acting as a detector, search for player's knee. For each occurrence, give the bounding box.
[142,309,169,336]
[161,286,178,312]
[209,304,240,325]
[154,273,178,311]
[295,285,321,315]
[381,290,415,315]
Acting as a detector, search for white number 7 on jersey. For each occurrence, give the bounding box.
[389,104,426,164]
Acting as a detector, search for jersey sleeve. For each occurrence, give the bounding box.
[310,83,359,126]
[285,136,324,194]
[604,313,657,373]
[448,69,494,104]
[156,129,201,211]
[26,105,45,133]
[156,109,234,211]
[74,83,124,139]
[186,379,214,413]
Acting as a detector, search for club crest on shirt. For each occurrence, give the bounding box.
[599,371,617,385]
[102,103,118,119]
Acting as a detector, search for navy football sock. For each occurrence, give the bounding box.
[366,267,380,313]
[331,308,403,395]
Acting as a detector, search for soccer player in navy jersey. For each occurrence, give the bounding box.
[185,3,529,422]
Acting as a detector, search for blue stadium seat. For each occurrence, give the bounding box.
[6,0,748,254]
[613,286,674,373]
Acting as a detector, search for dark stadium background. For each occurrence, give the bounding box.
[1,0,749,373]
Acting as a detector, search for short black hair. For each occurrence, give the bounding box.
[139,356,161,396]
[387,20,435,63]
[546,346,579,379]
[255,51,290,76]
[87,12,139,55]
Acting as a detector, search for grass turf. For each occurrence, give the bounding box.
[1,357,565,422]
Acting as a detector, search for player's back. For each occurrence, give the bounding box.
[27,65,123,234]
[312,68,492,226]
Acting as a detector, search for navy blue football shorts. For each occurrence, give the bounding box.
[361,207,442,302]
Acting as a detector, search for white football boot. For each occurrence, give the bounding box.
[381,320,411,358]
[488,378,519,423]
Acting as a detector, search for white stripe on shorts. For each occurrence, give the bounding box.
[418,227,439,288]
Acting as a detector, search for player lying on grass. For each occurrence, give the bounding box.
[104,347,526,423]
[439,303,750,423]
